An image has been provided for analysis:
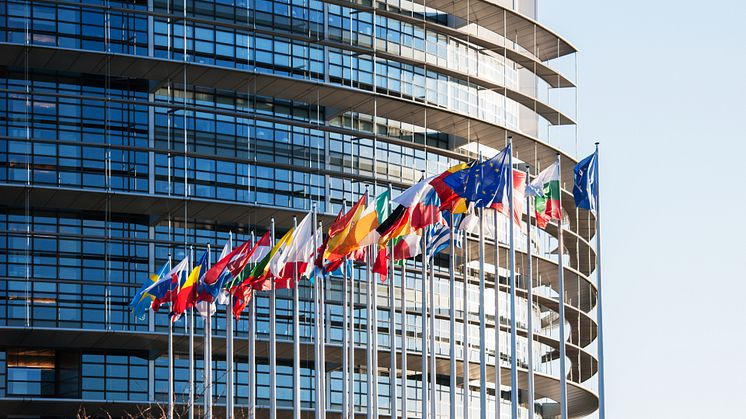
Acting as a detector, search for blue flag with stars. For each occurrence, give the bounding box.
[443,144,511,208]
[573,149,598,213]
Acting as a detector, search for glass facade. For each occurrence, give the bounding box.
[0,0,600,417]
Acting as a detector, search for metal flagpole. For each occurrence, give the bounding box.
[366,243,374,419]
[387,186,397,419]
[318,215,327,417]
[269,218,277,419]
[449,211,457,419]
[462,230,470,419]
[349,235,357,418]
[524,166,536,419]
[313,204,323,418]
[420,226,429,419]
[205,245,212,419]
[247,232,256,419]
[369,217,378,419]
[594,143,607,419]
[479,207,488,418]
[556,154,569,419]
[293,215,301,419]
[364,189,373,419]
[507,138,519,419]
[401,260,408,419]
[189,246,195,419]
[429,248,437,418]
[168,254,174,419]
[341,200,350,419]
[493,209,502,419]
[338,201,349,419]
[226,276,234,419]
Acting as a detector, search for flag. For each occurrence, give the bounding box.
[147,256,189,312]
[324,195,367,264]
[400,184,443,230]
[492,169,527,228]
[130,261,169,320]
[425,220,451,259]
[173,250,208,321]
[526,160,562,229]
[223,231,272,295]
[573,150,598,213]
[430,162,471,213]
[392,232,422,260]
[227,231,272,303]
[337,190,390,256]
[270,211,320,285]
[375,204,411,246]
[201,237,250,285]
[231,280,254,319]
[372,246,389,280]
[195,238,231,318]
[443,144,511,208]
[248,227,294,289]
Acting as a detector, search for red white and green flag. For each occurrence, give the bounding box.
[526,160,562,229]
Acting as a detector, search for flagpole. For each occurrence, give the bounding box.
[226,277,234,419]
[449,211,457,419]
[168,253,174,419]
[247,232,256,419]
[349,237,357,418]
[293,215,301,419]
[341,199,350,419]
[556,154,569,419]
[400,258,408,419]
[428,245,437,419]
[479,206,488,418]
[189,246,195,419]
[387,185,397,419]
[364,188,373,419]
[594,143,607,419]
[313,204,323,418]
[493,208,502,419]
[319,215,328,417]
[507,138,519,419]
[205,245,212,419]
[462,230,470,419]
[420,225,429,419]
[269,217,277,419]
[524,166,535,419]
[370,218,379,418]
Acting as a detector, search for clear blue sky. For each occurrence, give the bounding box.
[539,1,746,418]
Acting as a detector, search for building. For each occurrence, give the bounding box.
[0,0,600,417]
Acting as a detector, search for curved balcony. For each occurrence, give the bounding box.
[0,326,599,416]
[0,44,583,189]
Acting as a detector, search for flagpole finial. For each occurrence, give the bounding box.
[595,141,600,146]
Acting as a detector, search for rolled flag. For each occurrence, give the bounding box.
[573,150,598,213]
[130,261,170,320]
[526,160,562,229]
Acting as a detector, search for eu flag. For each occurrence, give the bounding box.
[573,150,598,212]
[443,144,511,208]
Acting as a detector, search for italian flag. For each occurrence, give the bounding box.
[526,161,562,229]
